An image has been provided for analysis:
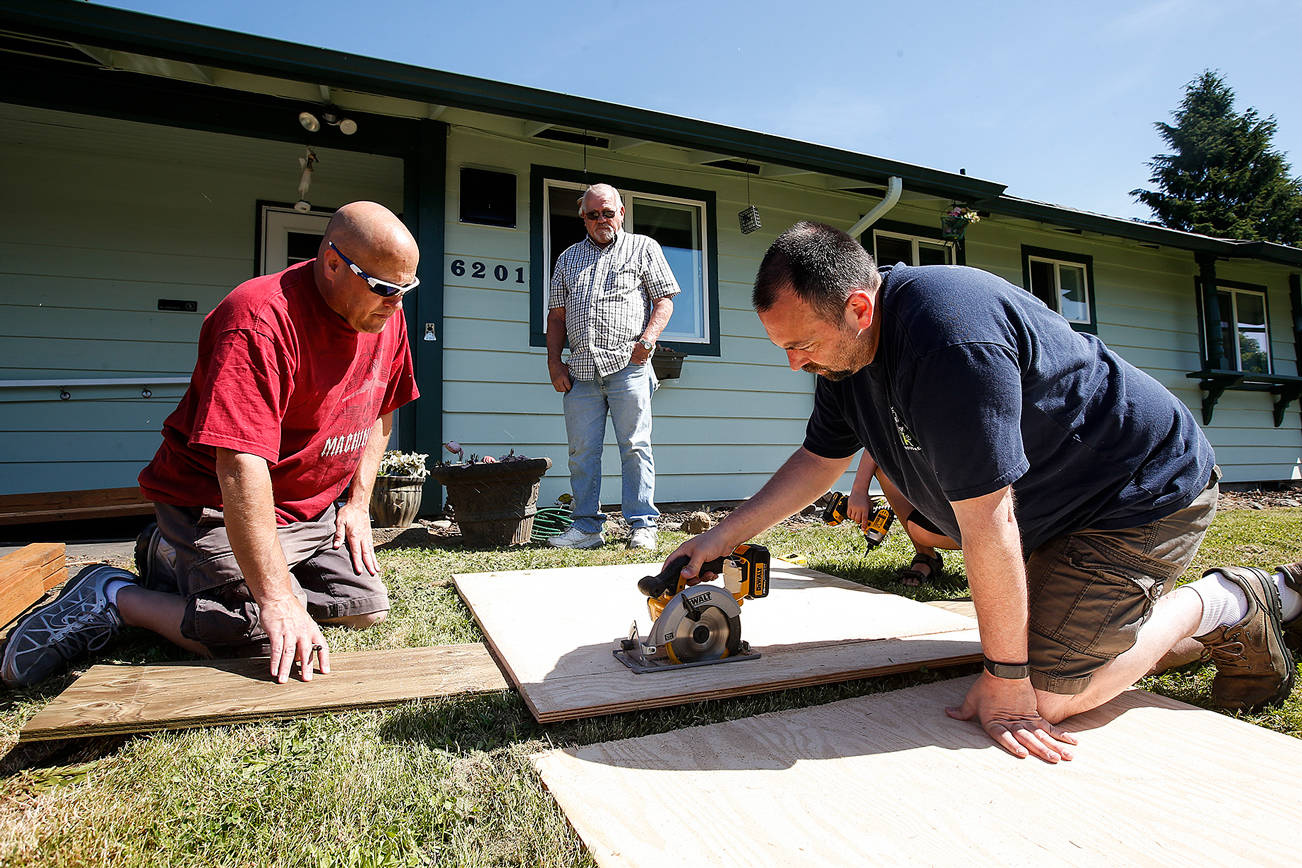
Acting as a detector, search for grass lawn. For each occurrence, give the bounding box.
[1,507,1299,867]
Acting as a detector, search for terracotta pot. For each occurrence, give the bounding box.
[370,475,425,528]
[430,457,552,546]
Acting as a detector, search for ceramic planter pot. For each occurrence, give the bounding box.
[430,457,552,546]
[370,474,425,528]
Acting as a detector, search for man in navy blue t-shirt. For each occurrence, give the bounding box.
[667,221,1299,763]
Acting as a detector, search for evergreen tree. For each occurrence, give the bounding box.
[1132,70,1302,245]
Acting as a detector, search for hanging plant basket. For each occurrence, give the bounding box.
[370,475,425,528]
[940,215,968,241]
[431,457,552,546]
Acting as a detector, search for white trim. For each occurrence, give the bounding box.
[1027,255,1091,325]
[260,204,331,274]
[1215,285,1272,373]
[625,190,711,345]
[871,228,956,266]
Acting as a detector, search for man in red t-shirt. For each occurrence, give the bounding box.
[2,202,421,688]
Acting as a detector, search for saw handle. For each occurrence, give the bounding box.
[638,554,726,598]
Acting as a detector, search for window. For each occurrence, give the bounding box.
[1020,246,1096,333]
[459,167,516,228]
[871,229,954,267]
[530,167,720,355]
[1213,283,1271,373]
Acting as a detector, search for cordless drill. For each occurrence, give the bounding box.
[822,492,895,554]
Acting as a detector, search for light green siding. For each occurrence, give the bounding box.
[441,128,891,506]
[964,221,1301,484]
[0,103,404,495]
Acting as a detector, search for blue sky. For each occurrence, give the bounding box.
[99,0,1300,221]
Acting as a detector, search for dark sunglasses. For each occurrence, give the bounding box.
[582,209,618,221]
[329,241,419,298]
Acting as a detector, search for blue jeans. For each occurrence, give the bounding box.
[562,362,659,533]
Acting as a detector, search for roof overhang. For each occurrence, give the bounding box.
[0,0,1005,202]
[982,195,1302,267]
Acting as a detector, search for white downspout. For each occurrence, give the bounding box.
[847,176,903,240]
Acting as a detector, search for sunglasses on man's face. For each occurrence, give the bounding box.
[328,241,419,298]
[582,209,618,221]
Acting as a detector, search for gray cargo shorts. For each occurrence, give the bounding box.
[150,501,389,655]
[1024,466,1220,695]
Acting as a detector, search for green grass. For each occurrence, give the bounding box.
[1,509,1299,866]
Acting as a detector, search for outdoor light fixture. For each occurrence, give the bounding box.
[294,147,318,212]
[297,105,358,136]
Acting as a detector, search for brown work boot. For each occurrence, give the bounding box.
[1194,566,1296,711]
[1278,563,1302,653]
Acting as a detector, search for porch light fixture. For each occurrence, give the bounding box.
[298,105,358,136]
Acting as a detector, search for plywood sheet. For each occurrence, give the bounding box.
[533,675,1302,867]
[454,560,980,722]
[20,643,508,741]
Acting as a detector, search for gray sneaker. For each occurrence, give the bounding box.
[548,526,604,549]
[1,564,132,689]
[1194,566,1295,711]
[627,527,658,550]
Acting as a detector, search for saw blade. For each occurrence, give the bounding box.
[648,586,742,664]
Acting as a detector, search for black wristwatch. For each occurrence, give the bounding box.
[636,338,654,351]
[983,658,1031,679]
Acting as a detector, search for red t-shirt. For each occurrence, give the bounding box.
[139,260,419,524]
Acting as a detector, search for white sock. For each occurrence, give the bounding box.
[1277,570,1302,622]
[104,579,133,607]
[1190,572,1250,636]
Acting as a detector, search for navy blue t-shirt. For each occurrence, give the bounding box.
[802,264,1215,553]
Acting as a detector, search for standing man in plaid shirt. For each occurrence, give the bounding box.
[546,183,679,550]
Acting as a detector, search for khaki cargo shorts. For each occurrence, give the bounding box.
[1025,467,1220,694]
[151,501,389,655]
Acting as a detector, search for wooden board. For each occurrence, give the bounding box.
[533,675,1302,867]
[19,643,508,742]
[454,560,980,723]
[0,542,65,626]
[0,487,152,525]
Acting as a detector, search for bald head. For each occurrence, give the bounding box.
[314,201,419,333]
[320,201,418,274]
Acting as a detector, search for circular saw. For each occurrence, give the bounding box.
[613,543,769,674]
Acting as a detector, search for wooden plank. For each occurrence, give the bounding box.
[454,560,980,723]
[0,487,152,525]
[0,543,64,627]
[532,676,1302,867]
[19,643,508,742]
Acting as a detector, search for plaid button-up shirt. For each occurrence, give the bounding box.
[548,230,680,380]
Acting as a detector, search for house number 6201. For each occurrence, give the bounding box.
[449,259,525,283]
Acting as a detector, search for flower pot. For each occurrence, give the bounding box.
[430,457,552,546]
[370,475,425,528]
[651,347,686,381]
[940,215,968,241]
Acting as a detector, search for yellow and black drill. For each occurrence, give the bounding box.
[823,492,894,555]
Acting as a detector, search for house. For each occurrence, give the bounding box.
[1,1,1299,524]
